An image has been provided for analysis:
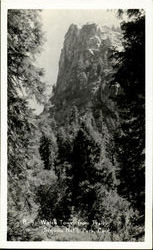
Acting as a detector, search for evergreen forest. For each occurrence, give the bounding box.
[7,9,145,241]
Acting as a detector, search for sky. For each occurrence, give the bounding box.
[33,9,121,114]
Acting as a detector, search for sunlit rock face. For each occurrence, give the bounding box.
[50,23,122,127]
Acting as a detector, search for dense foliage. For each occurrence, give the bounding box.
[7,9,46,240]
[7,9,145,241]
[112,10,145,218]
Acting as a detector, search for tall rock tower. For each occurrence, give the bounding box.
[50,23,121,127]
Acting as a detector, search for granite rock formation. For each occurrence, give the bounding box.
[49,23,121,128]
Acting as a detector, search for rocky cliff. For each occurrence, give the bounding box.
[48,23,122,129]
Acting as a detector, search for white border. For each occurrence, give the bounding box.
[1,0,153,249]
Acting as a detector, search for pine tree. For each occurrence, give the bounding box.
[68,121,101,225]
[7,9,46,240]
[113,10,145,216]
[39,132,57,170]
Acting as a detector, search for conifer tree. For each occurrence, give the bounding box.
[113,10,145,216]
[7,9,46,240]
[68,121,101,224]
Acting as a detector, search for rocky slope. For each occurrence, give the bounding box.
[48,23,122,130]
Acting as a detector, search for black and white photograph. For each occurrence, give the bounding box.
[0,0,152,249]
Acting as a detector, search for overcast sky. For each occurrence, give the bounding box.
[33,9,121,113]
